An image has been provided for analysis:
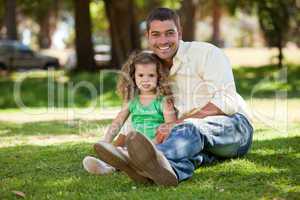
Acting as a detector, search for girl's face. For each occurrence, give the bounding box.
[134,63,158,95]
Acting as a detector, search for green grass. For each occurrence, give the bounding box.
[0,120,299,200]
[0,70,121,108]
[233,64,300,99]
[0,65,299,199]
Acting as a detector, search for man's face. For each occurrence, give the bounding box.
[147,20,181,63]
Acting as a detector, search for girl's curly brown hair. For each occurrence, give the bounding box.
[117,51,173,103]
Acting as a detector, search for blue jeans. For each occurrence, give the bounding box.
[156,113,253,182]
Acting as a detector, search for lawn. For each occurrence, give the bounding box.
[0,120,299,199]
[0,64,299,199]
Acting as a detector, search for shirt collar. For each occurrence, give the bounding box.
[170,40,188,75]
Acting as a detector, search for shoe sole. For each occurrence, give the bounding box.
[127,133,178,186]
[94,142,150,184]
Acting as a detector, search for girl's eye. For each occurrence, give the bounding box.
[149,74,155,77]
[138,74,143,77]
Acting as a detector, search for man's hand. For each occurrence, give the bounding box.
[155,122,177,144]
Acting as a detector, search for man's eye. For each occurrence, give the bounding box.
[166,31,175,36]
[151,33,160,37]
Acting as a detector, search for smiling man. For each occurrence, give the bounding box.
[94,7,254,186]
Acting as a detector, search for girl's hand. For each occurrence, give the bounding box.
[155,122,176,144]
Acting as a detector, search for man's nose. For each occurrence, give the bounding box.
[157,35,169,44]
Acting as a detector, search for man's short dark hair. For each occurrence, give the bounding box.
[146,7,181,32]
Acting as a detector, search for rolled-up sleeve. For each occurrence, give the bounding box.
[201,46,239,115]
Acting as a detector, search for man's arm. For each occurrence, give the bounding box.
[155,102,224,144]
[175,102,225,123]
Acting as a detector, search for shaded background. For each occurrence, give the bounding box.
[0,0,299,70]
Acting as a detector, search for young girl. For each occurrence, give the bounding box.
[83,51,177,175]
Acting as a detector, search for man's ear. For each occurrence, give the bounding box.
[144,30,149,38]
[178,26,183,40]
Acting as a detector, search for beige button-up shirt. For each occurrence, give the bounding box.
[169,40,251,121]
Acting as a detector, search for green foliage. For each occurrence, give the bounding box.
[90,1,109,34]
[162,0,182,9]
[255,0,292,47]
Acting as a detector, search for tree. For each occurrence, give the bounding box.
[4,0,18,40]
[74,0,96,71]
[227,0,298,68]
[19,0,59,48]
[179,0,198,41]
[211,0,223,46]
[37,1,59,48]
[195,0,228,46]
[103,0,141,69]
[0,1,4,38]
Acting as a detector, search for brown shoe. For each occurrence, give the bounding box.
[127,132,178,186]
[94,142,151,184]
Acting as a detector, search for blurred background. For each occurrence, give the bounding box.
[0,0,299,123]
[0,0,299,70]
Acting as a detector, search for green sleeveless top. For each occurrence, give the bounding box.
[129,96,165,139]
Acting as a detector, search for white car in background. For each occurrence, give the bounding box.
[65,44,111,70]
[0,40,60,70]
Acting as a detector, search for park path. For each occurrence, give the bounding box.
[0,99,300,124]
[0,108,119,123]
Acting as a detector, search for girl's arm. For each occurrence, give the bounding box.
[154,99,177,144]
[102,104,130,143]
[162,99,177,123]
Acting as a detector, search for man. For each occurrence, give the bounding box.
[94,7,253,186]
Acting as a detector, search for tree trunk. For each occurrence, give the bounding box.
[180,0,197,41]
[74,0,95,71]
[4,0,17,40]
[37,12,52,49]
[104,0,141,69]
[277,31,283,69]
[212,0,223,47]
[37,1,58,49]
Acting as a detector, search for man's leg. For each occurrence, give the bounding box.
[156,113,253,182]
[186,113,253,158]
[156,123,206,181]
